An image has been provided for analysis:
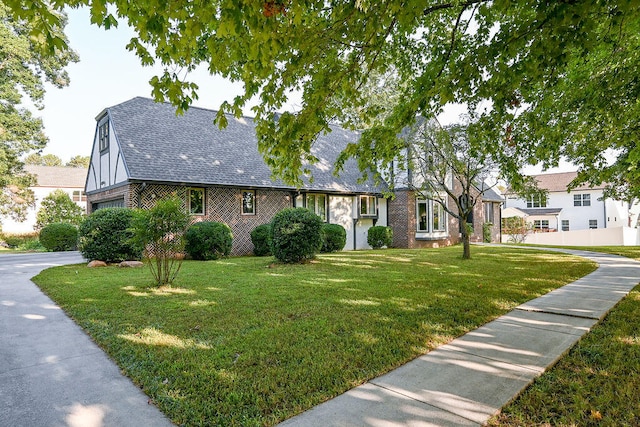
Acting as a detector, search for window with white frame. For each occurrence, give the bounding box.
[561,220,570,231]
[188,188,205,215]
[242,190,256,215]
[417,199,429,232]
[484,202,494,223]
[72,190,86,202]
[432,202,446,231]
[574,193,591,206]
[306,194,327,221]
[526,194,547,208]
[533,220,549,230]
[98,122,109,152]
[589,219,598,229]
[417,198,447,233]
[359,195,377,217]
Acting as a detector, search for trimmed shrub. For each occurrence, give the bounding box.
[321,223,346,253]
[39,223,78,251]
[367,226,393,249]
[483,222,493,243]
[250,224,272,256]
[78,208,143,262]
[185,221,233,260]
[270,208,323,263]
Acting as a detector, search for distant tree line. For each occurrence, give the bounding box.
[24,153,90,168]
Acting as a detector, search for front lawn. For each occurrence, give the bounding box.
[33,246,594,426]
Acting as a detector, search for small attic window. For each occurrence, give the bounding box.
[99,122,109,152]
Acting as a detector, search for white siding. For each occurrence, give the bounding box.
[1,187,86,234]
[329,196,356,250]
[328,196,388,250]
[86,118,128,192]
[505,189,610,231]
[605,199,630,228]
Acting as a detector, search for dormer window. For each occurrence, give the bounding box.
[99,122,109,152]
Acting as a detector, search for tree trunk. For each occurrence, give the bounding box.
[462,225,471,260]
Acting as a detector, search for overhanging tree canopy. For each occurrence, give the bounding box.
[0,1,76,222]
[7,0,639,197]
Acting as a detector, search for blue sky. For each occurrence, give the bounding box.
[39,7,268,161]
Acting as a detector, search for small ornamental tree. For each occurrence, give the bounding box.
[367,226,393,249]
[270,208,323,263]
[132,197,191,286]
[35,189,84,230]
[184,221,233,260]
[320,223,347,253]
[39,222,77,251]
[250,223,272,256]
[502,217,534,244]
[78,208,142,262]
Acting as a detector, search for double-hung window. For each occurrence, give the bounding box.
[574,194,591,207]
[359,195,377,217]
[589,219,598,229]
[561,220,570,231]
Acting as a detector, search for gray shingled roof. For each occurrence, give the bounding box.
[106,97,382,194]
[520,208,563,216]
[25,165,86,188]
[476,182,503,202]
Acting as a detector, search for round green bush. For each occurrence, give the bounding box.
[39,223,78,251]
[270,208,323,263]
[184,221,233,260]
[367,225,393,249]
[250,224,272,256]
[320,223,346,253]
[78,208,143,262]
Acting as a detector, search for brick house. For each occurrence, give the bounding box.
[388,184,502,249]
[85,97,500,255]
[85,97,388,255]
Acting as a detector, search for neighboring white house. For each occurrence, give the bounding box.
[1,165,87,234]
[503,171,640,246]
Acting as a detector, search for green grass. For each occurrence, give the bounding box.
[33,246,595,426]
[490,246,640,426]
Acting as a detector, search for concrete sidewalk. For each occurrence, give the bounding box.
[280,248,640,426]
[0,252,174,427]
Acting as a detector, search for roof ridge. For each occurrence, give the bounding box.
[116,96,261,122]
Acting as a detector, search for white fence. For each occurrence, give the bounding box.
[502,226,640,246]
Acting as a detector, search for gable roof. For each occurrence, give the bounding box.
[476,182,503,202]
[104,97,382,194]
[531,172,605,192]
[25,165,86,188]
